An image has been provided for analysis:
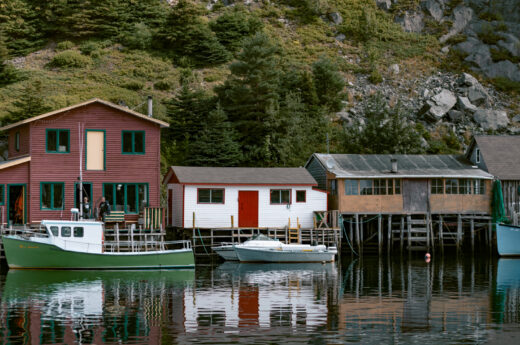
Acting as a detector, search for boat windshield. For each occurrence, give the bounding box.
[250,234,277,241]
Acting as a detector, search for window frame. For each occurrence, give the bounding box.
[40,182,65,210]
[121,130,146,155]
[431,179,444,194]
[473,179,486,195]
[45,129,70,153]
[296,190,306,203]
[360,180,373,195]
[0,184,4,206]
[445,179,458,194]
[270,189,291,205]
[476,148,480,163]
[344,180,359,195]
[15,131,20,152]
[458,179,472,195]
[102,183,149,214]
[395,179,401,195]
[197,188,225,204]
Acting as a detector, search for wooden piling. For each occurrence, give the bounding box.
[355,214,360,253]
[456,214,462,251]
[387,215,392,254]
[400,216,404,253]
[115,223,120,252]
[488,219,493,252]
[231,215,234,228]
[470,218,475,252]
[360,216,364,253]
[192,212,195,229]
[439,215,444,252]
[407,215,411,250]
[378,214,382,254]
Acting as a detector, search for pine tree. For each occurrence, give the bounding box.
[216,32,282,165]
[6,79,52,124]
[312,57,345,112]
[0,33,18,86]
[186,105,242,167]
[209,6,262,53]
[0,0,45,54]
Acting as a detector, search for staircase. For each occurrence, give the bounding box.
[406,214,432,251]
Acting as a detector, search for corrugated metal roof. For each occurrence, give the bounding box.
[169,166,318,185]
[474,135,520,180]
[0,98,169,131]
[312,153,493,179]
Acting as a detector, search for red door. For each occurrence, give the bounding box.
[238,191,258,228]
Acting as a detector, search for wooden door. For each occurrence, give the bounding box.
[403,179,429,212]
[238,191,258,228]
[86,130,104,170]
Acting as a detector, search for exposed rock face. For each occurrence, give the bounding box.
[376,0,393,11]
[395,11,424,33]
[421,89,457,122]
[439,5,474,43]
[457,96,478,113]
[473,109,510,130]
[328,12,343,25]
[421,0,444,22]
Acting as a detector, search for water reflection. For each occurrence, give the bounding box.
[0,256,519,344]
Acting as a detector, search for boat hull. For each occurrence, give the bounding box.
[235,247,335,263]
[213,245,238,261]
[2,236,195,269]
[496,223,520,256]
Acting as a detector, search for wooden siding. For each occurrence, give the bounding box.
[306,157,327,191]
[336,178,491,214]
[182,185,327,229]
[8,125,30,159]
[0,162,30,224]
[168,184,184,227]
[27,103,161,223]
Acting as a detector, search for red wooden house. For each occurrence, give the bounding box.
[0,98,168,226]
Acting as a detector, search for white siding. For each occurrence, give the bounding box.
[168,184,184,227]
[183,185,326,229]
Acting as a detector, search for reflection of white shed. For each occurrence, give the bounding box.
[163,166,327,229]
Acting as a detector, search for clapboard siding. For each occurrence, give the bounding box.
[8,125,30,159]
[0,162,30,224]
[181,185,326,229]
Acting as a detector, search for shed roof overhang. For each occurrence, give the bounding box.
[0,156,31,170]
[0,98,170,131]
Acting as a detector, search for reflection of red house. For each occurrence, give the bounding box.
[0,99,168,226]
[239,286,259,327]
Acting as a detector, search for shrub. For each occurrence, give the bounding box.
[48,50,91,68]
[478,23,502,45]
[154,80,173,91]
[492,77,520,93]
[56,41,74,51]
[490,48,520,63]
[121,80,144,91]
[479,11,504,22]
[369,69,383,84]
[445,34,467,45]
[121,23,152,50]
[79,41,101,55]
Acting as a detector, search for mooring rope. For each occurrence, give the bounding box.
[196,228,209,255]
[339,214,359,256]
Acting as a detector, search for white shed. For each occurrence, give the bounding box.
[164,166,327,229]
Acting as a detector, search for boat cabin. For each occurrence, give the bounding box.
[40,220,104,254]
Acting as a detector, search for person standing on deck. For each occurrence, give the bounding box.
[99,196,111,222]
[82,196,91,219]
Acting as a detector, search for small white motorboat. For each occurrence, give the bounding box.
[235,243,337,263]
[212,235,283,261]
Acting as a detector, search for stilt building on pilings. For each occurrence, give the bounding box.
[305,153,495,254]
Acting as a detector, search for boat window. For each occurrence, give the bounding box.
[74,227,84,238]
[61,226,71,237]
[49,226,59,236]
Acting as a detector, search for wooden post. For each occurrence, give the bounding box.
[407,215,411,251]
[457,214,462,252]
[360,216,364,253]
[192,212,195,229]
[426,214,430,251]
[231,215,234,228]
[349,217,353,256]
[470,218,475,253]
[387,214,392,254]
[400,216,404,253]
[355,214,360,253]
[378,214,382,255]
[439,215,444,252]
[115,223,120,252]
[130,225,134,252]
[488,219,493,253]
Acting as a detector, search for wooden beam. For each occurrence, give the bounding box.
[378,214,382,255]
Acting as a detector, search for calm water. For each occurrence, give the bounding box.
[0,255,519,344]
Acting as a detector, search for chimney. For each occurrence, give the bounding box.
[391,158,398,173]
[147,96,153,117]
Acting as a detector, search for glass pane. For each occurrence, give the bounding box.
[58,130,69,152]
[123,132,133,153]
[47,130,57,151]
[211,189,223,203]
[104,184,114,208]
[395,180,401,194]
[360,180,373,195]
[138,184,147,210]
[281,190,290,204]
[49,226,59,236]
[126,184,137,213]
[387,179,393,195]
[0,185,3,204]
[53,183,63,209]
[199,189,211,203]
[270,190,280,204]
[115,184,125,211]
[61,226,71,237]
[134,132,144,153]
[74,227,84,237]
[296,191,306,202]
[42,184,52,209]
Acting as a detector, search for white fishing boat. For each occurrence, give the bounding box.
[496,223,520,256]
[212,234,283,261]
[235,243,337,263]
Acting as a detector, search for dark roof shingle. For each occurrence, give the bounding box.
[474,135,520,180]
[169,166,318,185]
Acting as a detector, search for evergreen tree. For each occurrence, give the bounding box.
[186,105,242,167]
[0,33,18,86]
[162,85,216,165]
[0,0,45,54]
[209,6,262,53]
[343,93,423,154]
[312,57,345,112]
[216,32,282,165]
[157,0,230,66]
[6,79,51,124]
